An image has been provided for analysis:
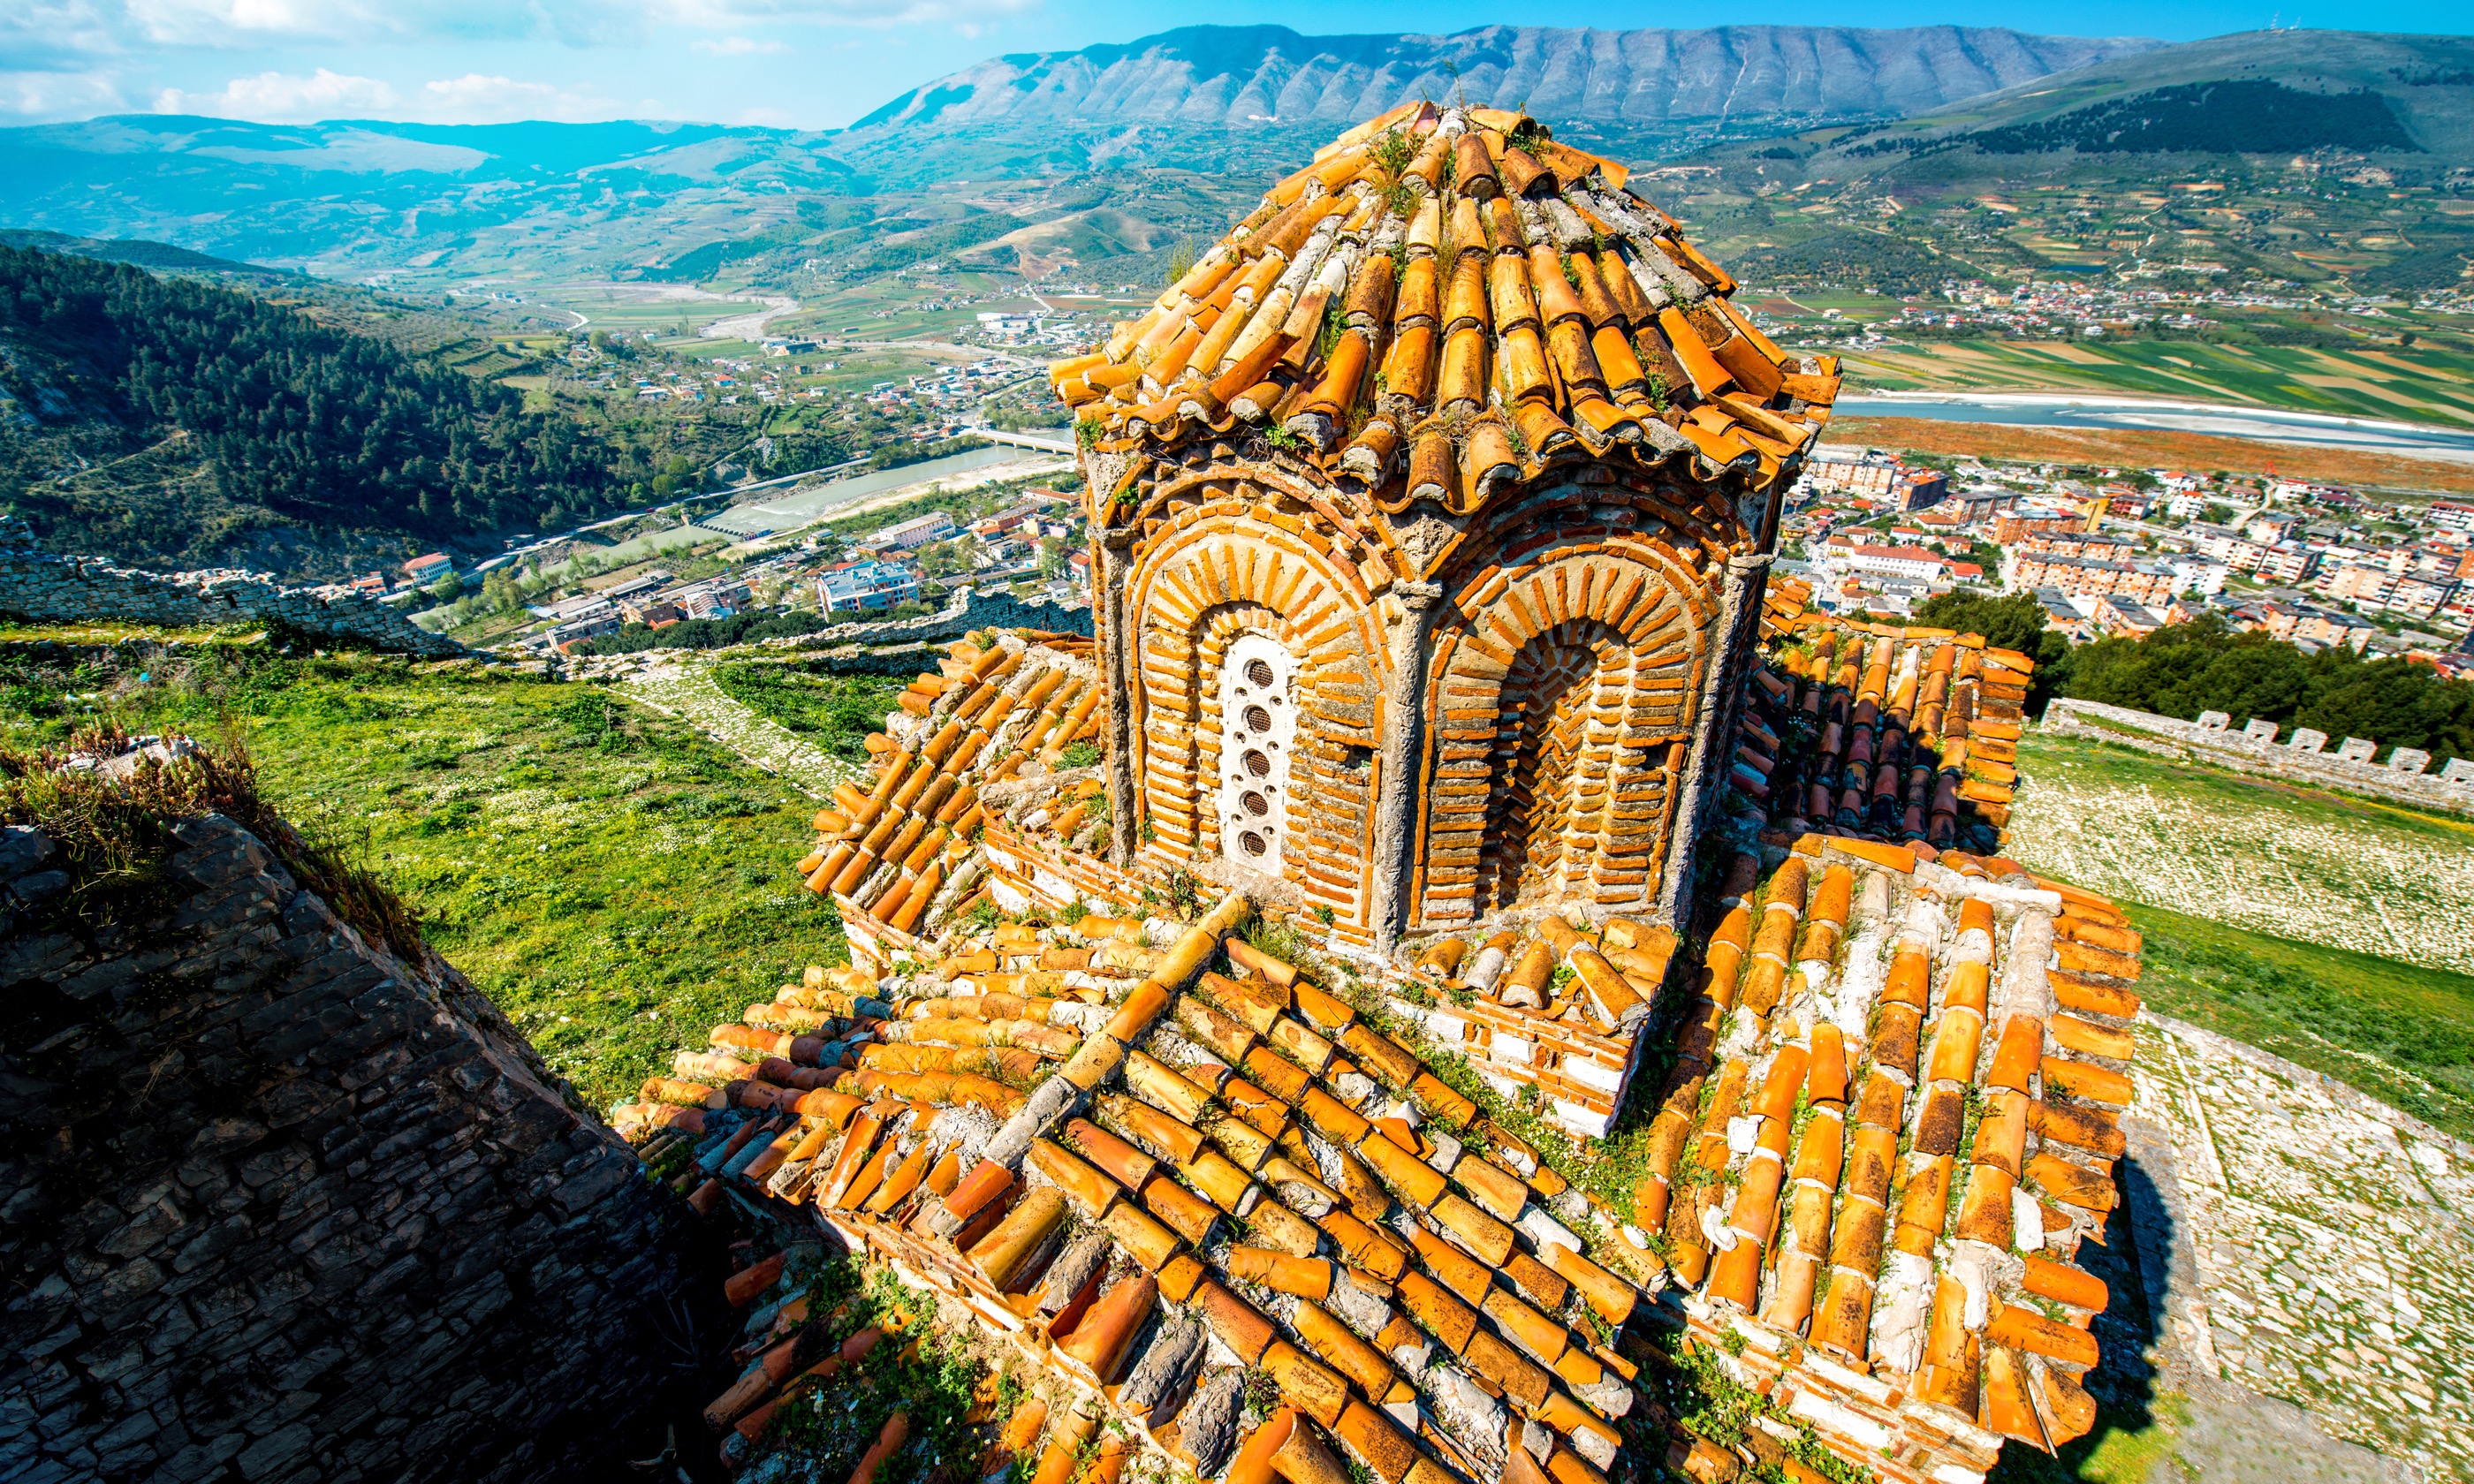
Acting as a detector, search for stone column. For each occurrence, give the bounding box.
[1369,579,1444,954]
[1098,526,1141,868]
[1657,551,1772,926]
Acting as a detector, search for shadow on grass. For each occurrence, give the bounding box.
[1990,1158,2187,1484]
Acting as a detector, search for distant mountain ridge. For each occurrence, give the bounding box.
[0,22,2166,271]
[848,23,2164,143]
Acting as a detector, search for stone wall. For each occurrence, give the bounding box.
[770,584,1092,655]
[0,543,462,658]
[0,813,717,1484]
[2039,698,2473,815]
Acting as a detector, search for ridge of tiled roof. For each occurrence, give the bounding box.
[1049,101,1840,511]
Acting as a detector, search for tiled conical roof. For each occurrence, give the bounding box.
[1049,102,1839,510]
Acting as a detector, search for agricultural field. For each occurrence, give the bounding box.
[522,284,773,339]
[2007,732,2474,1133]
[1839,337,2474,427]
[0,636,854,1113]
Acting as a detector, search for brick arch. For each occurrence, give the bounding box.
[1126,498,1390,926]
[1478,619,1629,911]
[1412,519,1724,925]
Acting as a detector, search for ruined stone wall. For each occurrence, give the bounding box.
[771,585,1093,654]
[0,545,462,658]
[0,814,717,1484]
[2038,698,2473,815]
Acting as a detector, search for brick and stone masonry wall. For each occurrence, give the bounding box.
[0,814,719,1484]
[0,543,463,658]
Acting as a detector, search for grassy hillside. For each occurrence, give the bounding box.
[2007,732,2474,1135]
[0,632,859,1110]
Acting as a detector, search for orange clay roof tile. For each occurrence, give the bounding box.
[1051,105,1831,511]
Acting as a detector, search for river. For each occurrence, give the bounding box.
[1836,391,2474,465]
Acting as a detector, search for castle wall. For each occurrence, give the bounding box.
[0,814,716,1484]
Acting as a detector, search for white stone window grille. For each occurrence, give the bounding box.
[1217,633,1296,872]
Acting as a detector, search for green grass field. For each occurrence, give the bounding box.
[0,640,850,1111]
[2128,903,2474,1140]
[2009,734,2474,1137]
[1840,337,2474,427]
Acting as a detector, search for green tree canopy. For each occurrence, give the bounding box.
[2063,613,2474,760]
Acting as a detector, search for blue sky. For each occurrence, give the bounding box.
[3,1,2461,130]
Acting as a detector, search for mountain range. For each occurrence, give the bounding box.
[0,24,2467,291]
[839,24,2162,169]
[0,24,2163,274]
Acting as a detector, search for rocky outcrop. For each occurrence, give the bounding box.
[0,813,716,1484]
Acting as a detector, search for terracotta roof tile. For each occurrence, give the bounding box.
[1051,105,1832,512]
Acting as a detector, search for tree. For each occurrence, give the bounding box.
[2058,614,2474,759]
[1911,589,2070,710]
[0,246,631,545]
[429,572,464,602]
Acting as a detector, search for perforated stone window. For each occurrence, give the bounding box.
[1217,633,1295,872]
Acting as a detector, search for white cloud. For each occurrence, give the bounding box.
[154,65,397,119]
[0,69,126,118]
[419,72,609,122]
[147,66,613,123]
[1,0,1043,122]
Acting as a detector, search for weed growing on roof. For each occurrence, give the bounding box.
[1076,417,1103,450]
[1243,916,1315,969]
[766,1261,993,1484]
[1239,1364,1281,1423]
[1370,126,1416,185]
[1057,740,1102,769]
[1315,300,1347,364]
[1643,371,1672,411]
[1264,426,1308,454]
[1649,1330,1881,1484]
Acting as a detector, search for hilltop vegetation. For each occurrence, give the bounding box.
[0,246,645,572]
